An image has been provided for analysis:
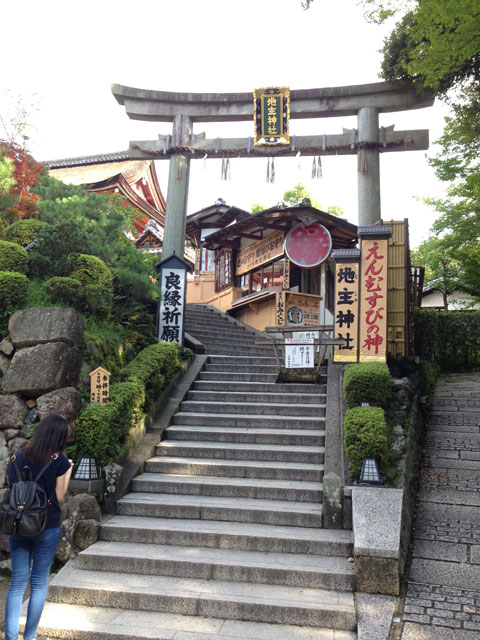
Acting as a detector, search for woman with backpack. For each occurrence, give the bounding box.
[4,413,73,640]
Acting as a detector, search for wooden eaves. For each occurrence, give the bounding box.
[201,204,358,251]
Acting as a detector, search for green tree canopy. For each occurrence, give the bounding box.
[252,183,343,216]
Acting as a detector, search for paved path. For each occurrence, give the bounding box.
[400,372,480,639]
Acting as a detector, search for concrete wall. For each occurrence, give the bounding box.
[186,273,216,304]
[422,289,480,311]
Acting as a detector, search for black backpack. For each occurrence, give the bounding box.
[0,456,54,536]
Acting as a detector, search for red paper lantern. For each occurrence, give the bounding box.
[284,223,332,268]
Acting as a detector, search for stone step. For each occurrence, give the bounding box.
[164,425,325,446]
[198,372,279,382]
[201,350,275,358]
[192,341,266,353]
[117,493,323,527]
[204,363,279,373]
[207,355,278,365]
[31,602,358,639]
[179,400,326,417]
[78,541,355,590]
[193,380,326,393]
[132,472,323,502]
[189,333,261,345]
[186,390,325,404]
[100,515,353,555]
[172,412,325,429]
[145,457,324,481]
[48,563,356,629]
[156,441,325,464]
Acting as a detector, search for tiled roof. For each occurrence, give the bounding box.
[42,150,130,168]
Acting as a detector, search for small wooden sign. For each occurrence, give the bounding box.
[89,366,111,405]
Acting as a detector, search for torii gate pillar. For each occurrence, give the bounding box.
[163,115,192,258]
[358,106,380,225]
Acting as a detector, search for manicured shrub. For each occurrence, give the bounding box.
[0,240,28,274]
[123,342,181,405]
[75,342,183,468]
[74,403,123,469]
[44,276,83,307]
[343,362,392,408]
[0,271,29,311]
[344,406,390,477]
[70,254,113,317]
[5,219,44,246]
[71,254,113,288]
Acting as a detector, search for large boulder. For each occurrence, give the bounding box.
[9,307,85,348]
[0,432,9,488]
[37,387,83,424]
[2,342,82,397]
[0,338,14,357]
[0,353,10,376]
[56,493,101,563]
[0,396,28,429]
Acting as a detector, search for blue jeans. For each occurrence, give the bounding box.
[5,527,60,640]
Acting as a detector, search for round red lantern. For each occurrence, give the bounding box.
[284,223,332,268]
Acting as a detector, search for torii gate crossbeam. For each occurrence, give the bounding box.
[112,81,434,258]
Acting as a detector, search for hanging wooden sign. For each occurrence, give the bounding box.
[253,87,290,146]
[235,230,284,276]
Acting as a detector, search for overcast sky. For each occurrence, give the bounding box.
[1,0,450,247]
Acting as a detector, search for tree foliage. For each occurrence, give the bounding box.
[412,82,480,299]
[252,182,343,216]
[375,0,480,93]
[28,174,158,324]
[0,141,44,219]
[411,236,460,307]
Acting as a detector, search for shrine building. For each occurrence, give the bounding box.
[187,199,413,363]
[46,150,166,246]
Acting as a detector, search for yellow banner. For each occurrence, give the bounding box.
[235,230,284,276]
[359,239,388,362]
[333,263,359,363]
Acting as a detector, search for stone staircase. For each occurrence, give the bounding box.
[33,303,356,639]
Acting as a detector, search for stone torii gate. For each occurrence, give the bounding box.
[112,81,434,258]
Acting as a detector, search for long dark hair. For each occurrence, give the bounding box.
[25,413,68,466]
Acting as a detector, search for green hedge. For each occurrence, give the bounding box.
[0,271,29,311]
[5,219,44,246]
[343,362,392,408]
[0,240,28,274]
[123,342,181,405]
[414,309,480,371]
[344,406,389,477]
[75,342,182,468]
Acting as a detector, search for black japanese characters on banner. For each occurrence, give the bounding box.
[334,262,359,363]
[157,259,188,345]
